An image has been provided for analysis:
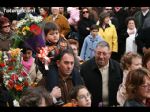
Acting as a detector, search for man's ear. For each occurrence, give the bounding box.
[56,60,60,67]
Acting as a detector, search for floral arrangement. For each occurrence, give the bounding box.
[0,48,30,101]
[16,14,43,40]
[37,38,69,70]
[37,46,59,70]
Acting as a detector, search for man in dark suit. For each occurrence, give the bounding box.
[80,41,123,107]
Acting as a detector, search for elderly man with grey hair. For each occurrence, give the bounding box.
[80,41,123,107]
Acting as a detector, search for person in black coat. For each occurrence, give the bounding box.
[77,7,95,53]
[45,48,84,104]
[80,41,123,107]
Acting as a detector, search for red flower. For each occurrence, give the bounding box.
[23,80,29,87]
[0,63,5,68]
[8,66,14,71]
[8,80,14,89]
[11,74,18,81]
[20,71,27,77]
[14,84,23,91]
[30,24,42,35]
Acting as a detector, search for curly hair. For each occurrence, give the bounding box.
[120,52,142,70]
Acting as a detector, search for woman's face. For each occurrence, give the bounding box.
[138,76,150,100]
[130,57,142,71]
[1,22,11,33]
[104,16,110,24]
[82,8,89,19]
[76,88,91,107]
[127,20,136,30]
[40,8,48,16]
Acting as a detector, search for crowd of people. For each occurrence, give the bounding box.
[0,7,150,107]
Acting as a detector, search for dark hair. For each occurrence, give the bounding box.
[90,24,99,31]
[57,47,75,61]
[69,85,89,100]
[68,39,79,50]
[40,7,50,15]
[44,22,60,36]
[125,16,137,27]
[67,32,78,41]
[0,16,10,29]
[80,7,91,20]
[19,86,52,107]
[99,12,110,23]
[143,50,150,68]
[125,68,150,100]
[22,47,33,54]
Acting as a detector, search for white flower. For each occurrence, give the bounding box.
[18,77,23,82]
[13,99,20,107]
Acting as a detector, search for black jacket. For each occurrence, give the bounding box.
[124,99,146,107]
[46,64,84,92]
[80,57,123,107]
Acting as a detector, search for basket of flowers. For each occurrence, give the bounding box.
[0,48,30,106]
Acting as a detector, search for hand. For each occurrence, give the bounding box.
[50,86,61,98]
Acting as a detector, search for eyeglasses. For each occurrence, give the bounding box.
[2,25,10,28]
[77,93,91,100]
[140,84,150,89]
[82,11,89,14]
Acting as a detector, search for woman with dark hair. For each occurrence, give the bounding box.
[121,16,138,55]
[39,7,50,22]
[0,16,16,51]
[124,68,150,107]
[77,7,95,53]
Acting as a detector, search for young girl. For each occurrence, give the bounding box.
[21,48,43,86]
[117,52,142,106]
[63,85,92,107]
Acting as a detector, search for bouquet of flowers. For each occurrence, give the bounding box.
[37,39,68,70]
[16,14,43,39]
[15,14,45,52]
[0,48,30,102]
